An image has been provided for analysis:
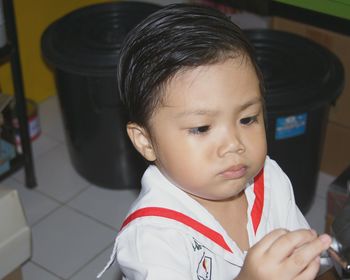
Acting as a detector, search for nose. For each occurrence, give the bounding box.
[217,127,245,157]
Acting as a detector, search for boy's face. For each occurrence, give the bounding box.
[129,57,267,202]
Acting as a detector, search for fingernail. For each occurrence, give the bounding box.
[319,234,331,245]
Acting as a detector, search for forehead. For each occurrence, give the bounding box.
[159,57,261,110]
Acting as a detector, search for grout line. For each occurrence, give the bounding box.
[21,183,117,231]
[21,99,117,279]
[28,203,118,279]
[30,204,63,228]
[30,139,62,160]
[27,185,91,227]
[64,203,119,232]
[27,260,65,280]
[63,184,92,205]
[68,241,119,279]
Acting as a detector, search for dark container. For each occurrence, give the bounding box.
[246,29,344,213]
[41,2,160,189]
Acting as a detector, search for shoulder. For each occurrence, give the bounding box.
[118,219,193,246]
[116,221,194,278]
[117,217,195,258]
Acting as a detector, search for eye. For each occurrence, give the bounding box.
[188,125,210,135]
[240,116,258,126]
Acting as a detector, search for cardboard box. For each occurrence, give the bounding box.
[3,268,22,280]
[321,122,350,176]
[0,189,31,279]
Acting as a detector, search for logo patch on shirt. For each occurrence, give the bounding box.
[192,238,203,251]
[197,252,212,280]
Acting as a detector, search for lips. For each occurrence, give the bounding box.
[219,164,247,180]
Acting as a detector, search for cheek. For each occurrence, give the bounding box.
[156,140,209,183]
[162,139,207,168]
[244,128,267,153]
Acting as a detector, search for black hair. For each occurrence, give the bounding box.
[117,3,264,127]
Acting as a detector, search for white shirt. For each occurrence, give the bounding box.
[98,156,309,279]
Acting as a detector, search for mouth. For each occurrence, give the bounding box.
[219,164,247,180]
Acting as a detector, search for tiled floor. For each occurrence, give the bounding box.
[1,96,335,279]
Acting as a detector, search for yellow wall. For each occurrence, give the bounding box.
[0,0,112,102]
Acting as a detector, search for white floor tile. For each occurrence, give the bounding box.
[22,262,62,280]
[71,245,122,280]
[30,133,60,159]
[39,96,66,143]
[68,186,139,229]
[0,178,60,226]
[31,206,116,279]
[303,172,335,234]
[13,144,90,203]
[315,172,335,199]
[305,196,327,234]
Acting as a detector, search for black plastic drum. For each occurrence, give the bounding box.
[246,29,344,213]
[41,2,160,189]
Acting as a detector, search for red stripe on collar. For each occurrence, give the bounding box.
[251,168,264,234]
[120,207,233,253]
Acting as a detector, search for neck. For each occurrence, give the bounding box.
[189,190,247,218]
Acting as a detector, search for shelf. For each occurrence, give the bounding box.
[0,0,36,188]
[0,154,25,181]
[0,43,11,62]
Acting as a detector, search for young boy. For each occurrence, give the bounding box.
[99,4,331,279]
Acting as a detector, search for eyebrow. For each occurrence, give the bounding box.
[239,97,263,111]
[175,109,219,119]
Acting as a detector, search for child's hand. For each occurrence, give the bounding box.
[236,229,332,280]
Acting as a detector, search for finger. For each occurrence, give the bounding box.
[252,228,289,253]
[286,234,332,275]
[293,234,332,261]
[294,257,320,280]
[267,229,318,261]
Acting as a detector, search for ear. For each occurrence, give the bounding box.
[126,123,156,162]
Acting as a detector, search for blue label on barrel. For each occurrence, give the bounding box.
[275,113,307,140]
